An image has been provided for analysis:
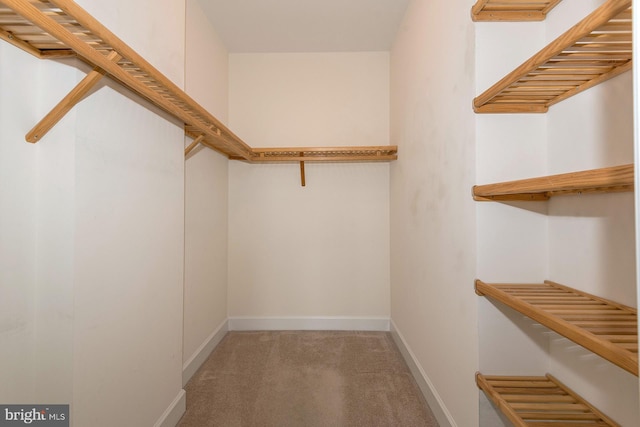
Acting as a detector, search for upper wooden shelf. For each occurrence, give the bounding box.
[476,279,638,376]
[473,164,634,201]
[471,0,563,22]
[476,373,620,426]
[0,0,397,164]
[474,0,632,113]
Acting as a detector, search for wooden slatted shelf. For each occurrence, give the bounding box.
[0,0,397,164]
[475,280,638,376]
[476,373,620,426]
[249,146,398,163]
[474,0,632,113]
[0,0,252,159]
[473,164,634,201]
[471,0,563,22]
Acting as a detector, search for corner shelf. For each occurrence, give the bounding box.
[476,280,638,376]
[473,164,634,201]
[474,0,632,113]
[471,0,563,22]
[0,0,397,164]
[476,373,620,426]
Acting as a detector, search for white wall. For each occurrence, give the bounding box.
[228,52,390,323]
[65,1,186,425]
[228,52,390,148]
[0,27,78,409]
[0,42,38,403]
[389,1,478,426]
[71,1,186,425]
[33,56,77,405]
[183,0,230,382]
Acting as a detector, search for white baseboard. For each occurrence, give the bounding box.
[182,319,229,386]
[153,389,185,427]
[228,316,390,331]
[390,320,455,427]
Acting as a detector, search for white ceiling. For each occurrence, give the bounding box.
[198,0,411,53]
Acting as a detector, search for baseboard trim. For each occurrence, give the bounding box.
[183,319,229,386]
[390,320,456,427]
[153,389,185,427]
[228,316,390,331]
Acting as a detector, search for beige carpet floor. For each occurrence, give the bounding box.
[178,331,439,427]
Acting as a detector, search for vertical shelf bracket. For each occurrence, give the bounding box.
[299,152,306,187]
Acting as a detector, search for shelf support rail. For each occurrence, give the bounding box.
[299,153,306,187]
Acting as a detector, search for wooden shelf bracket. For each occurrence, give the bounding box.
[26,51,122,143]
[299,152,306,187]
[184,134,205,157]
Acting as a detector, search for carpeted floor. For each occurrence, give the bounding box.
[178,331,439,427]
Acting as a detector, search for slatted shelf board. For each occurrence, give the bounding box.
[476,373,620,426]
[0,0,397,164]
[249,146,398,163]
[474,0,632,113]
[476,280,639,376]
[471,0,563,21]
[472,164,634,201]
[0,0,255,159]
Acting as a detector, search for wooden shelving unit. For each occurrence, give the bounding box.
[473,164,634,201]
[474,0,632,113]
[471,0,563,22]
[476,280,638,376]
[0,0,397,164]
[473,0,636,424]
[476,373,620,426]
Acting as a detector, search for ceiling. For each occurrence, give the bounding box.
[198,0,411,53]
